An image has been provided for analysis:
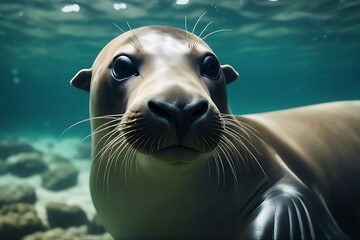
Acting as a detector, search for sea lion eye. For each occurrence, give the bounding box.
[112,55,138,81]
[201,55,220,79]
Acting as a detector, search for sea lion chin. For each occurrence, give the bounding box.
[70,25,360,239]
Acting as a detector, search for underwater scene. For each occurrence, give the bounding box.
[0,0,359,239]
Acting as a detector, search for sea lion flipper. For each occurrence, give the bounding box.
[221,64,238,84]
[70,68,92,92]
[240,179,349,239]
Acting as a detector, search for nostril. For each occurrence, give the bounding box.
[189,100,209,124]
[147,99,209,133]
[148,100,172,123]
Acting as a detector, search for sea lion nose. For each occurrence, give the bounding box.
[147,98,209,135]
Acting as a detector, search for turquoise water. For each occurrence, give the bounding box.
[1,0,359,138]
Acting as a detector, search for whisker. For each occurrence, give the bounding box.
[228,127,268,178]
[123,143,133,186]
[94,131,117,161]
[190,11,207,48]
[113,135,128,165]
[126,21,143,50]
[213,148,224,191]
[202,136,218,187]
[218,133,243,168]
[83,118,120,141]
[93,126,122,163]
[136,133,150,151]
[201,29,232,41]
[128,145,138,180]
[192,20,213,49]
[105,135,123,195]
[108,134,128,166]
[206,154,212,186]
[102,133,122,167]
[221,128,249,168]
[149,135,158,153]
[113,22,138,50]
[58,114,123,140]
[217,141,239,190]
[184,15,189,43]
[121,133,143,185]
[119,139,133,181]
[157,135,163,151]
[220,116,264,155]
[214,114,269,181]
[95,130,120,194]
[221,114,264,139]
[105,128,144,188]
[224,122,263,158]
[209,149,220,190]
[198,20,213,39]
[113,22,125,33]
[135,151,141,176]
[191,11,207,35]
[193,29,232,49]
[229,121,264,141]
[114,136,132,175]
[96,130,122,168]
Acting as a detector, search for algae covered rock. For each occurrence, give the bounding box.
[22,228,78,240]
[0,184,37,207]
[41,163,78,191]
[0,203,46,240]
[74,143,91,160]
[47,153,71,164]
[8,152,48,177]
[46,202,88,228]
[87,214,106,235]
[0,139,35,159]
[23,227,113,240]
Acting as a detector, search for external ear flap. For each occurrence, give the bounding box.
[221,64,239,85]
[70,68,92,92]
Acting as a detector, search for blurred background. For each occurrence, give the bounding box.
[1,0,359,138]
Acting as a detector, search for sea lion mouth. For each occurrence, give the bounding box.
[120,98,224,157]
[150,145,202,163]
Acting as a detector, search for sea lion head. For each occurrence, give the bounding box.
[71,26,238,165]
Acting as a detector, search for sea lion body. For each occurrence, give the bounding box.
[71,26,360,239]
[243,101,360,238]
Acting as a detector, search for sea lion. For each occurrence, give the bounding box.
[70,25,360,239]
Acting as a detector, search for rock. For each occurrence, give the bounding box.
[82,233,114,240]
[64,225,88,237]
[81,233,114,240]
[74,143,91,160]
[0,184,37,208]
[0,203,46,240]
[87,214,106,235]
[0,139,36,159]
[47,153,70,164]
[22,227,114,240]
[46,202,88,229]
[41,164,78,191]
[0,161,8,175]
[22,228,78,240]
[8,152,48,177]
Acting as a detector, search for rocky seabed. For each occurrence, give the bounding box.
[0,137,113,240]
